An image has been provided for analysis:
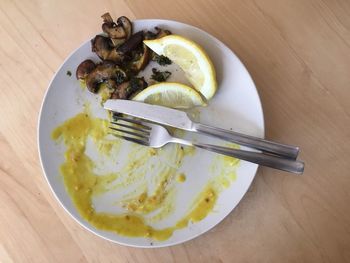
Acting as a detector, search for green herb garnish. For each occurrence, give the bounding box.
[151,68,171,82]
[66,70,72,77]
[152,54,172,66]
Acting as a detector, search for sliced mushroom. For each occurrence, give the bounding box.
[102,23,126,39]
[101,13,126,39]
[130,44,151,73]
[110,81,130,99]
[76,59,96,79]
[100,14,132,43]
[104,79,118,91]
[91,35,111,59]
[78,15,170,99]
[117,31,144,54]
[110,38,125,48]
[85,61,127,93]
[110,77,148,99]
[92,31,144,62]
[117,16,132,39]
[107,49,126,63]
[128,77,148,97]
[101,60,117,67]
[130,77,148,91]
[91,35,125,63]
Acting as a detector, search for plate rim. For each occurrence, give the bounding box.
[37,18,265,248]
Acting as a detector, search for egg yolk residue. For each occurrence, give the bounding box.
[52,111,239,240]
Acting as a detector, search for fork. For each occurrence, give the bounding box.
[109,116,305,174]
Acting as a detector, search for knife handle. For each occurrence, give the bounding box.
[193,123,299,159]
[192,143,304,174]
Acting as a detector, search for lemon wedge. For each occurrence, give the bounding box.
[132,82,206,109]
[144,35,217,100]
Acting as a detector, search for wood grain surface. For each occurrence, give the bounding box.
[1,0,350,262]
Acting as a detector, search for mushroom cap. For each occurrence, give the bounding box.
[85,61,127,93]
[76,59,96,79]
[130,44,151,73]
[102,23,126,39]
[101,13,127,39]
[91,35,125,63]
[117,16,132,39]
[117,31,144,54]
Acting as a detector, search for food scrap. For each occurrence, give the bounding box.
[51,111,236,240]
[75,13,173,101]
[151,68,171,82]
[52,13,226,241]
[152,54,172,66]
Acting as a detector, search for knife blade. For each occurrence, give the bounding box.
[104,99,195,131]
[104,99,300,159]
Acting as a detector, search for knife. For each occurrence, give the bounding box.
[104,99,299,159]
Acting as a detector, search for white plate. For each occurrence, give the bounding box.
[38,19,264,248]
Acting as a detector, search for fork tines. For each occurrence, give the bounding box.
[109,115,151,146]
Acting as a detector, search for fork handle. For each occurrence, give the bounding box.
[193,123,299,159]
[192,143,304,174]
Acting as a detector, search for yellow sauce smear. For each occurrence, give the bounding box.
[52,112,221,240]
[176,173,186,183]
[176,187,216,229]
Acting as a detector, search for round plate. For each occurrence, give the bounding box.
[38,19,264,248]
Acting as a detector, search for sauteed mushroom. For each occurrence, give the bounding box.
[117,31,144,54]
[76,59,96,79]
[130,44,151,72]
[117,16,132,39]
[91,35,125,63]
[110,81,130,99]
[101,13,126,39]
[85,61,127,93]
[111,77,148,99]
[77,14,173,97]
[100,13,132,48]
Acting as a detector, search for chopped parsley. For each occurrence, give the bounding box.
[152,54,172,66]
[66,70,72,77]
[151,68,171,82]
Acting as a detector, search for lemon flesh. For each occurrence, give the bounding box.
[144,35,217,100]
[132,82,206,109]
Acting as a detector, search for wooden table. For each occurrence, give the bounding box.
[1,0,349,262]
